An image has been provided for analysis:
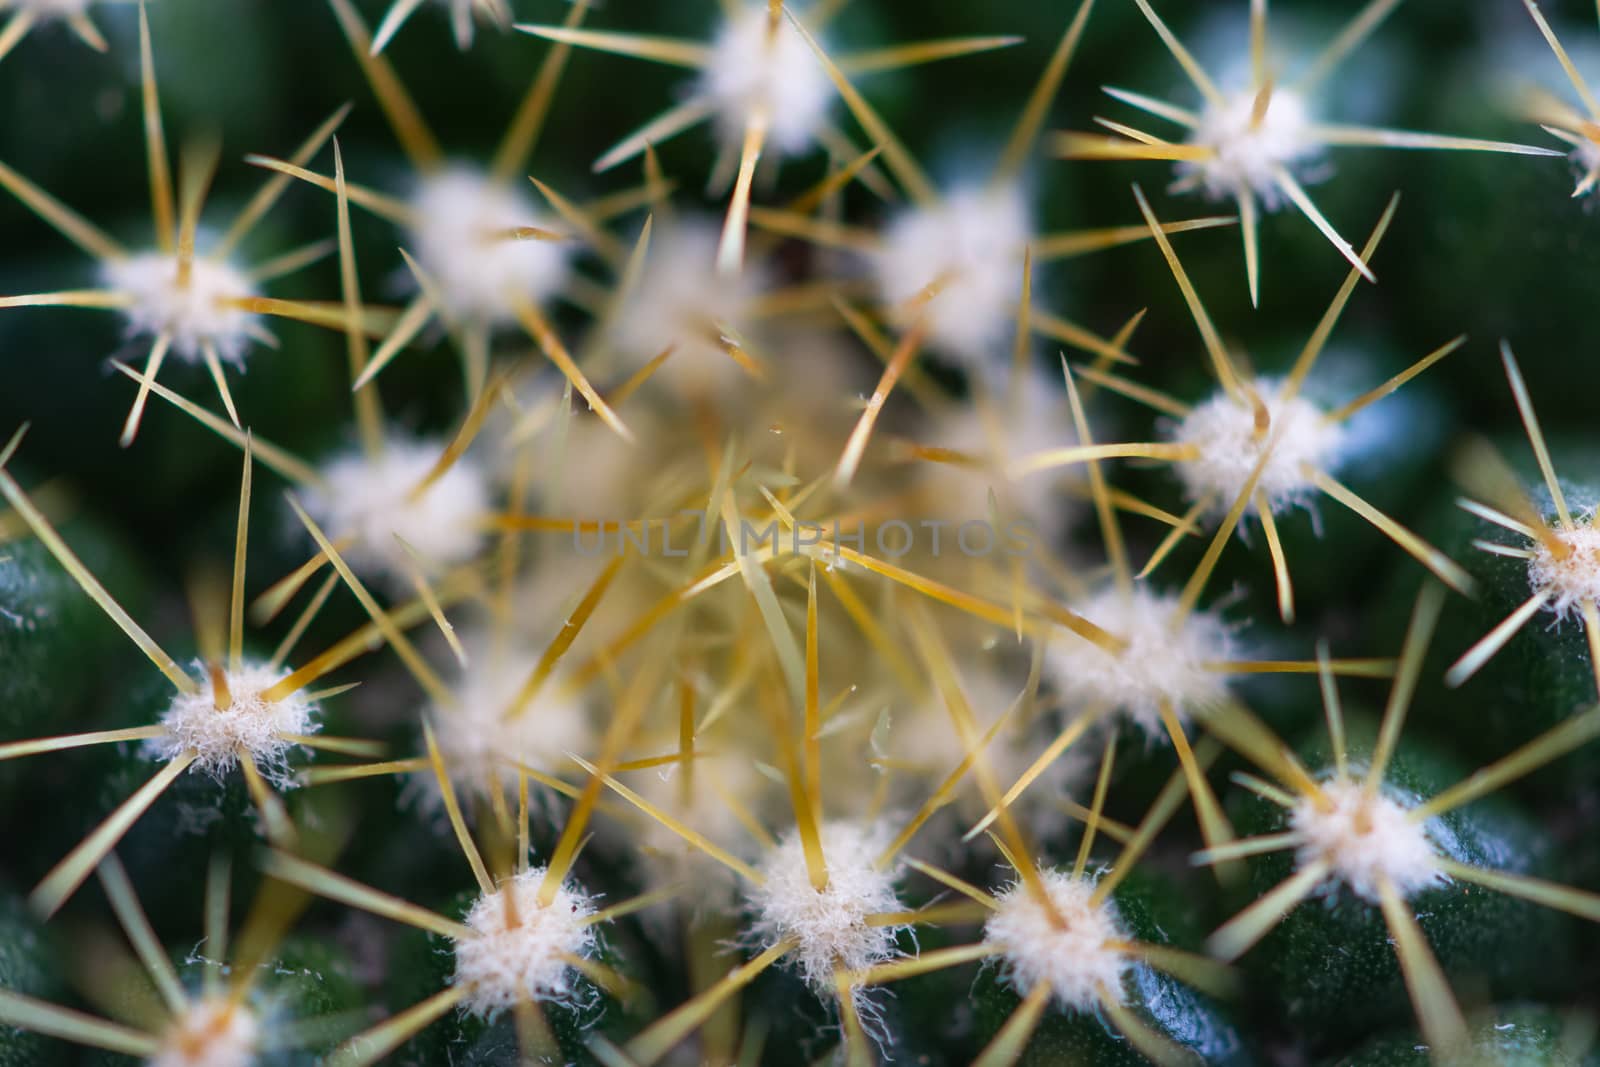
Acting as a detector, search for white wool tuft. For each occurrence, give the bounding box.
[100,251,260,365]
[1527,514,1600,620]
[407,167,572,326]
[699,4,833,156]
[145,661,317,784]
[1178,87,1319,206]
[745,820,908,993]
[609,218,767,394]
[308,436,490,587]
[984,869,1130,1012]
[874,183,1032,365]
[1570,138,1600,195]
[1044,586,1235,735]
[430,637,592,801]
[1170,377,1346,517]
[1291,777,1442,903]
[452,867,599,1016]
[150,998,258,1067]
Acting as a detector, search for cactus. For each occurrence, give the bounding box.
[4,1,1600,1065]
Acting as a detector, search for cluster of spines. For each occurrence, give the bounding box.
[2,1,1600,1065]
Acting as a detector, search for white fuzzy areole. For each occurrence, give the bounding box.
[308,436,490,587]
[150,998,258,1067]
[145,662,317,785]
[1170,377,1346,517]
[699,4,833,155]
[984,870,1130,1012]
[1528,515,1600,620]
[407,167,572,327]
[430,639,592,801]
[874,183,1032,365]
[609,218,767,394]
[1179,87,1319,206]
[1291,777,1442,903]
[746,820,907,993]
[1044,586,1234,735]
[452,867,599,1016]
[1570,138,1600,194]
[100,251,260,365]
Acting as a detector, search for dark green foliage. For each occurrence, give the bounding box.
[0,889,69,1067]
[0,496,149,748]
